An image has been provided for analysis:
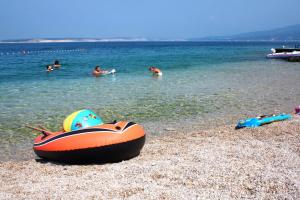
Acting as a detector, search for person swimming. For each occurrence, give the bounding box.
[53,60,61,68]
[46,65,53,72]
[149,66,162,76]
[92,66,109,77]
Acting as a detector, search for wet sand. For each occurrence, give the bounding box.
[0,115,299,199]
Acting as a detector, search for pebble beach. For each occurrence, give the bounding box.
[1,115,299,199]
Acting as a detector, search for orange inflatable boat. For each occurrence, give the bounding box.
[33,121,146,163]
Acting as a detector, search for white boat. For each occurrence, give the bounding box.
[266,45,300,59]
[267,50,300,59]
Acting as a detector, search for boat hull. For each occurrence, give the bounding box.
[267,52,300,59]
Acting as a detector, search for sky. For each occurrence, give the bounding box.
[0,0,299,40]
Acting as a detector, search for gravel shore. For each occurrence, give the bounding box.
[0,115,299,200]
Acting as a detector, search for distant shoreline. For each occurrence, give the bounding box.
[2,24,299,44]
[0,38,150,44]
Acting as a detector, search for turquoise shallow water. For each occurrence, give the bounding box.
[0,41,300,161]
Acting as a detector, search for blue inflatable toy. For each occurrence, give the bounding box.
[63,109,103,132]
[235,113,292,129]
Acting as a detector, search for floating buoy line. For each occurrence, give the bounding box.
[0,48,87,56]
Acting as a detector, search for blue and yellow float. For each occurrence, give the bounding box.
[63,109,103,132]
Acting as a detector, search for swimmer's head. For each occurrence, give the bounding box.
[95,66,100,70]
[46,65,53,71]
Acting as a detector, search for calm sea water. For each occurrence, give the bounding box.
[0,41,300,161]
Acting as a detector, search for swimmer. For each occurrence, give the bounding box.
[46,65,53,72]
[149,66,162,76]
[53,60,61,68]
[92,66,109,77]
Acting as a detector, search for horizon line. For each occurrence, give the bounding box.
[1,38,300,44]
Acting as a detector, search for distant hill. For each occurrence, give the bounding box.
[190,24,300,41]
[2,24,300,43]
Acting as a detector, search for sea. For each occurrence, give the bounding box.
[0,41,300,161]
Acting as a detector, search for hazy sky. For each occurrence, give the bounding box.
[0,0,299,40]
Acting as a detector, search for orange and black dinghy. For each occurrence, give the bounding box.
[32,121,145,163]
